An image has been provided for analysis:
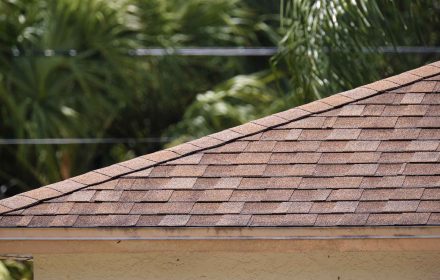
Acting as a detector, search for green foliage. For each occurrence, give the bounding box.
[0,0,276,195]
[168,0,440,143]
[275,0,440,101]
[0,260,32,280]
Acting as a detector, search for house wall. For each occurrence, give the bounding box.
[35,251,440,280]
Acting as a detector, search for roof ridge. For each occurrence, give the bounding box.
[1,61,439,215]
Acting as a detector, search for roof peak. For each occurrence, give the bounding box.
[1,61,440,216]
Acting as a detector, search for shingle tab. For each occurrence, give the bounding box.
[2,62,440,227]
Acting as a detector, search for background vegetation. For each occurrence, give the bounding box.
[1,0,440,279]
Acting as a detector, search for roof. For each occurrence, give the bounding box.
[1,61,440,228]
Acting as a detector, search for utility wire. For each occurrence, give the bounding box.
[0,138,175,145]
[10,46,440,57]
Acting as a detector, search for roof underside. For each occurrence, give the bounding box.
[1,62,440,228]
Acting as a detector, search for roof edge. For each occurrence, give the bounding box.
[1,226,440,255]
[1,226,439,240]
[1,61,440,215]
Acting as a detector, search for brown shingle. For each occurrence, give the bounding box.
[159,215,190,226]
[328,189,363,201]
[270,153,321,164]
[250,214,317,226]
[290,189,331,201]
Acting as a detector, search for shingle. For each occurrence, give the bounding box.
[390,188,423,200]
[250,214,317,226]
[229,190,266,202]
[260,130,290,140]
[0,216,33,227]
[119,157,155,170]
[188,136,222,149]
[298,130,331,140]
[264,164,315,176]
[95,203,133,214]
[166,143,199,156]
[360,189,393,201]
[286,202,313,213]
[338,105,365,116]
[428,213,440,225]
[327,129,361,140]
[400,93,425,104]
[216,214,251,226]
[142,190,173,202]
[362,105,385,116]
[136,215,164,226]
[217,202,244,214]
[274,108,310,121]
[168,165,207,177]
[366,214,400,225]
[95,164,131,177]
[358,128,420,140]
[397,213,429,225]
[198,190,233,202]
[241,132,263,141]
[362,80,399,91]
[339,87,377,99]
[230,123,265,135]
[356,201,387,213]
[194,177,242,189]
[269,153,321,164]
[298,101,333,113]
[158,215,190,226]
[262,190,294,201]
[130,202,194,214]
[310,201,358,213]
[66,191,96,202]
[142,150,179,163]
[186,215,222,226]
[375,163,405,176]
[93,190,123,202]
[210,129,242,141]
[244,141,275,152]
[422,189,440,200]
[239,177,301,189]
[273,141,321,152]
[235,153,272,164]
[299,177,363,189]
[404,163,440,175]
[169,191,202,202]
[252,115,287,127]
[279,117,326,129]
[360,176,405,188]
[210,141,249,153]
[383,200,419,212]
[167,154,203,165]
[290,189,331,201]
[70,171,110,186]
[232,164,267,177]
[403,175,440,188]
[241,202,290,214]
[417,201,440,212]
[328,189,363,201]
[320,94,353,107]
[379,152,414,163]
[49,215,78,227]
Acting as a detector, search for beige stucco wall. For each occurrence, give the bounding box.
[35,251,440,280]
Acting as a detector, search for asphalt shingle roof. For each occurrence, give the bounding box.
[1,61,440,227]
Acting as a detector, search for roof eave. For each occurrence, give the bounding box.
[1,226,440,256]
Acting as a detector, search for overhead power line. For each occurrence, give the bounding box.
[0,138,175,145]
[10,46,440,57]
